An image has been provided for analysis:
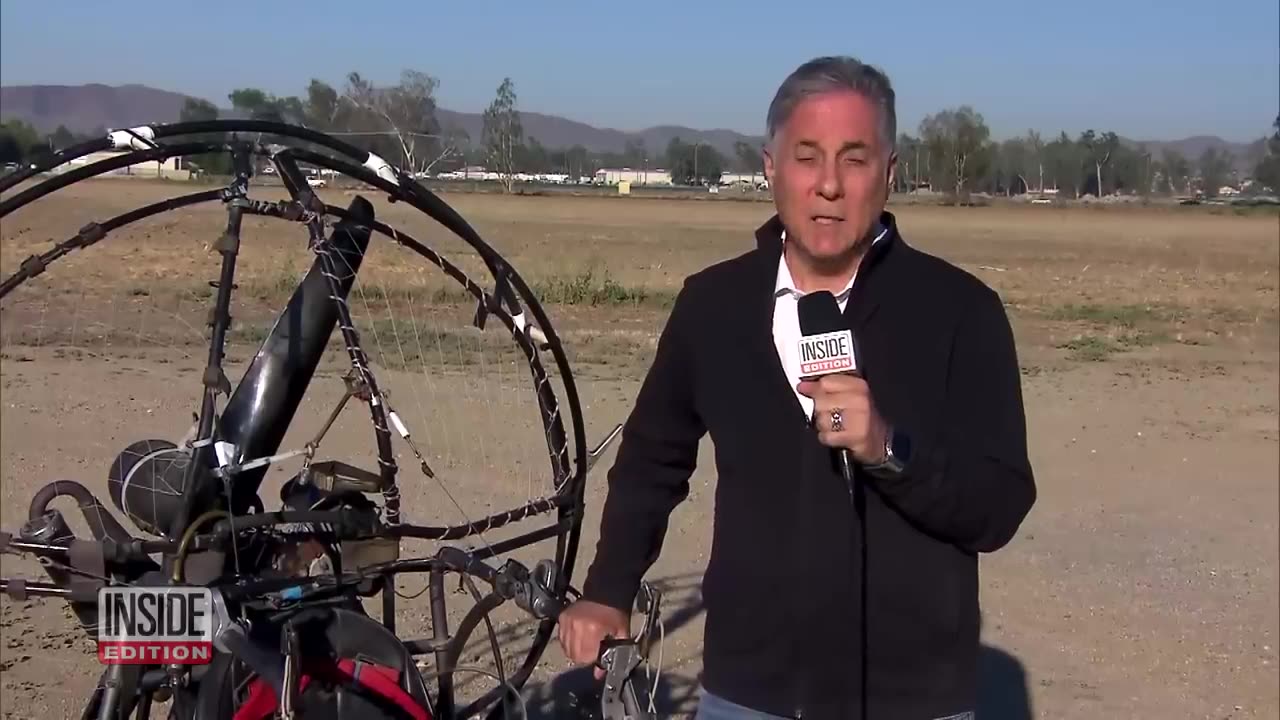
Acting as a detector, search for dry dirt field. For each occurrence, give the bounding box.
[0,178,1277,719]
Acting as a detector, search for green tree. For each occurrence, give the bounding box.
[999,137,1031,194]
[1129,144,1155,196]
[623,138,648,168]
[734,140,763,179]
[304,80,341,130]
[666,138,688,184]
[0,134,20,164]
[179,98,229,175]
[519,136,550,173]
[1116,145,1141,194]
[565,145,591,180]
[47,125,78,151]
[1078,129,1119,196]
[278,97,304,124]
[1162,149,1191,195]
[0,119,40,164]
[666,137,722,185]
[227,88,303,124]
[1025,130,1045,193]
[229,88,278,120]
[343,69,452,173]
[434,125,471,173]
[895,133,923,192]
[1044,132,1085,197]
[1253,114,1280,192]
[335,73,399,164]
[482,77,524,192]
[696,144,725,185]
[918,105,990,199]
[970,140,1001,194]
[1198,147,1233,196]
[180,98,219,122]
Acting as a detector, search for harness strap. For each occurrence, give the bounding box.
[230,659,430,720]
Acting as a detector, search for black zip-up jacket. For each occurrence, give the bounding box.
[580,211,1036,719]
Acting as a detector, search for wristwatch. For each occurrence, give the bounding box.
[863,426,911,479]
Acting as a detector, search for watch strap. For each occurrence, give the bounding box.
[863,427,908,479]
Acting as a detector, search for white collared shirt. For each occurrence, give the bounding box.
[773,225,888,417]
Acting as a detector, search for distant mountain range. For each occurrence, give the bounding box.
[0,83,1267,171]
[0,83,765,158]
[435,107,761,161]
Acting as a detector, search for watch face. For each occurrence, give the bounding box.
[891,431,911,463]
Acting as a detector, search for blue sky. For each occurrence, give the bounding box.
[1,0,1276,142]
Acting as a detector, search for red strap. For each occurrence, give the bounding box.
[335,658,432,720]
[231,674,313,720]
[230,660,430,720]
[231,679,277,720]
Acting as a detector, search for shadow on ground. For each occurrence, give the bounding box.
[520,666,700,719]
[978,643,1035,720]
[509,575,1035,719]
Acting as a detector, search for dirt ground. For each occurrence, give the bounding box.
[0,178,1277,718]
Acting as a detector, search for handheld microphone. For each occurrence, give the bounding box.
[796,290,859,494]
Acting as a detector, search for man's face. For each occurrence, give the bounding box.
[763,90,896,265]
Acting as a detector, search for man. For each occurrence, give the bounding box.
[557,56,1036,719]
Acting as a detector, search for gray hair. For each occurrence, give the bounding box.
[766,55,897,154]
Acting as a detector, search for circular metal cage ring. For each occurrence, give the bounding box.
[0,119,593,716]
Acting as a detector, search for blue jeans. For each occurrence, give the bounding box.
[693,687,795,720]
[693,686,977,720]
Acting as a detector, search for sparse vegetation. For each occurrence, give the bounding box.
[531,269,672,308]
[1025,298,1276,362]
[1056,335,1117,362]
[1,185,1275,381]
[1044,302,1181,327]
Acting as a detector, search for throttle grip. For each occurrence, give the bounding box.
[29,479,134,544]
[14,481,160,640]
[16,510,100,635]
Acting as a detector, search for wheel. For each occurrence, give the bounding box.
[0,121,591,718]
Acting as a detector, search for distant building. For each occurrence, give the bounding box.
[55,150,191,180]
[719,172,767,188]
[594,168,672,186]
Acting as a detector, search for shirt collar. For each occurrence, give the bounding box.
[774,223,888,301]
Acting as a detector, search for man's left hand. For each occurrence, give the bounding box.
[797,375,889,464]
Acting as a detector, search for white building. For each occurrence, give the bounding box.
[55,150,191,180]
[719,172,767,188]
[594,168,673,186]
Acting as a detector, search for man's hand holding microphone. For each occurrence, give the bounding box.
[798,372,890,465]
[793,290,902,480]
